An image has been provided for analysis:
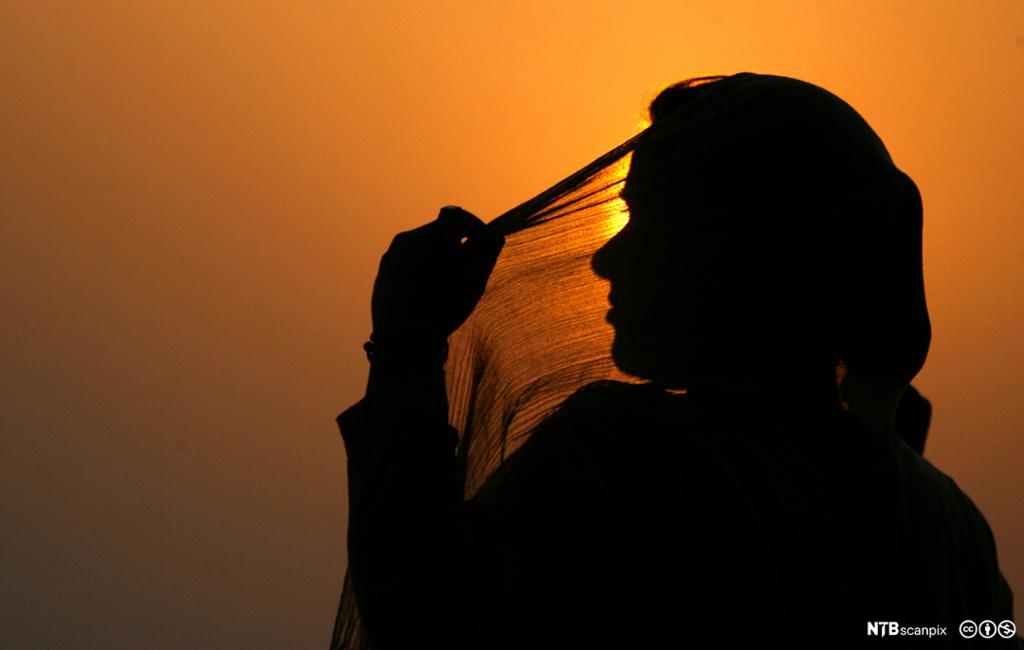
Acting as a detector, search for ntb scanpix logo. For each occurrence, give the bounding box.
[866,621,947,638]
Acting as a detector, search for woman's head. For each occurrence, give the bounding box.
[592,73,930,398]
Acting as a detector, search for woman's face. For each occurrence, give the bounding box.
[591,163,745,388]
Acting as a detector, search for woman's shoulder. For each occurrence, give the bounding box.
[483,381,681,491]
[565,378,662,401]
[888,442,1017,618]
[522,380,655,450]
[538,380,717,479]
[895,442,999,543]
[554,379,681,426]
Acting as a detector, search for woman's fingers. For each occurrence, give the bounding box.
[437,205,486,236]
[437,206,504,262]
[372,205,504,336]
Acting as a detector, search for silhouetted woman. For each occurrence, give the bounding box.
[336,73,1018,649]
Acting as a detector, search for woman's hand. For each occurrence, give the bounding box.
[371,206,504,339]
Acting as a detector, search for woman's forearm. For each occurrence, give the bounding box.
[341,360,472,649]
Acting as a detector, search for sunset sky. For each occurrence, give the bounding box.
[2,2,1023,648]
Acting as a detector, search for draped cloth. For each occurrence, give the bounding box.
[331,73,1018,649]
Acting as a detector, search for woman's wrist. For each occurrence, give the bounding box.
[363,321,450,423]
[364,320,449,369]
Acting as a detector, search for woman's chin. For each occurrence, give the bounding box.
[611,334,678,384]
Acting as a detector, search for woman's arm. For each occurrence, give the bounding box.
[341,208,504,649]
[341,355,464,649]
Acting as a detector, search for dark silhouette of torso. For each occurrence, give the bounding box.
[340,379,1016,649]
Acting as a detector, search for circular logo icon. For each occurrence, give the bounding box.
[960,620,978,638]
[979,620,997,639]
[998,620,1017,639]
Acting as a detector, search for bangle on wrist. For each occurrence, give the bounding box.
[364,321,448,367]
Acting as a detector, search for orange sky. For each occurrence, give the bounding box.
[2,2,1022,647]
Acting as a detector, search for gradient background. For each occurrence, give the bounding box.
[2,2,1022,648]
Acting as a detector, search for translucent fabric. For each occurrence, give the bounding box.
[331,72,930,649]
[448,152,641,497]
